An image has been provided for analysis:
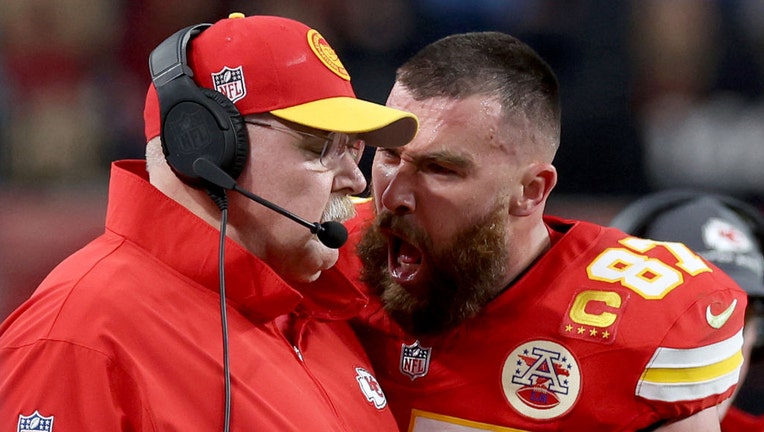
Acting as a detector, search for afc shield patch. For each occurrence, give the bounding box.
[501,340,581,420]
[400,340,431,380]
[212,66,247,103]
[17,411,54,432]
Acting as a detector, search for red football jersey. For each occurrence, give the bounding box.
[342,201,747,431]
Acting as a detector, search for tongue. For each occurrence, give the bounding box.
[391,240,422,282]
[398,241,422,264]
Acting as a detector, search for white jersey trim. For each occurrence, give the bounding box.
[635,367,741,402]
[635,330,743,402]
[645,330,743,368]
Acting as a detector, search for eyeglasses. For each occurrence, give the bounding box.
[244,119,365,168]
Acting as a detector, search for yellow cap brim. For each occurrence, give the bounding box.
[270,97,418,148]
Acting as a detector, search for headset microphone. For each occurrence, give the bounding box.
[192,158,348,248]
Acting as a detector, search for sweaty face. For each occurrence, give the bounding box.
[357,202,509,335]
[361,86,521,334]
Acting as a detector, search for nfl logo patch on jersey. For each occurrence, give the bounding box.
[400,340,431,380]
[17,411,54,432]
[501,340,581,420]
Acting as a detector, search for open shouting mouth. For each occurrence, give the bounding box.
[386,231,424,286]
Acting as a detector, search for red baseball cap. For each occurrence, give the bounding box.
[144,13,418,147]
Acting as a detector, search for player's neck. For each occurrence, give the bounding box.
[503,220,551,289]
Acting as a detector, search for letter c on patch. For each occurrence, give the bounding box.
[569,290,622,327]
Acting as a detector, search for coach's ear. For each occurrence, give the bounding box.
[511,162,557,216]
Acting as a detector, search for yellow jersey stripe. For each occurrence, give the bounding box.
[640,350,743,384]
[635,330,744,402]
[635,366,741,402]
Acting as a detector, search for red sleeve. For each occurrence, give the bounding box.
[604,235,748,417]
[1,340,152,430]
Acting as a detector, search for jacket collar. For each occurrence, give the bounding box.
[105,160,366,323]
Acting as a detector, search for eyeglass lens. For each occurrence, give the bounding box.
[244,119,365,167]
[321,133,365,167]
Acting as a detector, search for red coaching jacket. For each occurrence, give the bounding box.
[0,161,396,431]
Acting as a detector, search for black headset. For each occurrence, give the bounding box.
[610,189,764,247]
[148,23,250,186]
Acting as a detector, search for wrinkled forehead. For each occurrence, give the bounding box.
[388,85,502,120]
[388,88,507,150]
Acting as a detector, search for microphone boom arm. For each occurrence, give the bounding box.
[192,157,347,248]
[231,184,321,234]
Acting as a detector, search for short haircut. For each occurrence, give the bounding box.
[396,32,561,149]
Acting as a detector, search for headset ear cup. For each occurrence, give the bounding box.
[199,88,250,180]
[611,189,764,249]
[609,190,703,236]
[151,23,250,186]
[716,195,764,248]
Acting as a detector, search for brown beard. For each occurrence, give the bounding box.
[357,205,509,336]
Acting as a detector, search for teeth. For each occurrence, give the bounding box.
[390,238,421,283]
[397,258,414,269]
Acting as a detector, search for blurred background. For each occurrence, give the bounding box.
[2,0,764,416]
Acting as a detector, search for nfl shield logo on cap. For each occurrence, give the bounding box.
[212,66,247,103]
